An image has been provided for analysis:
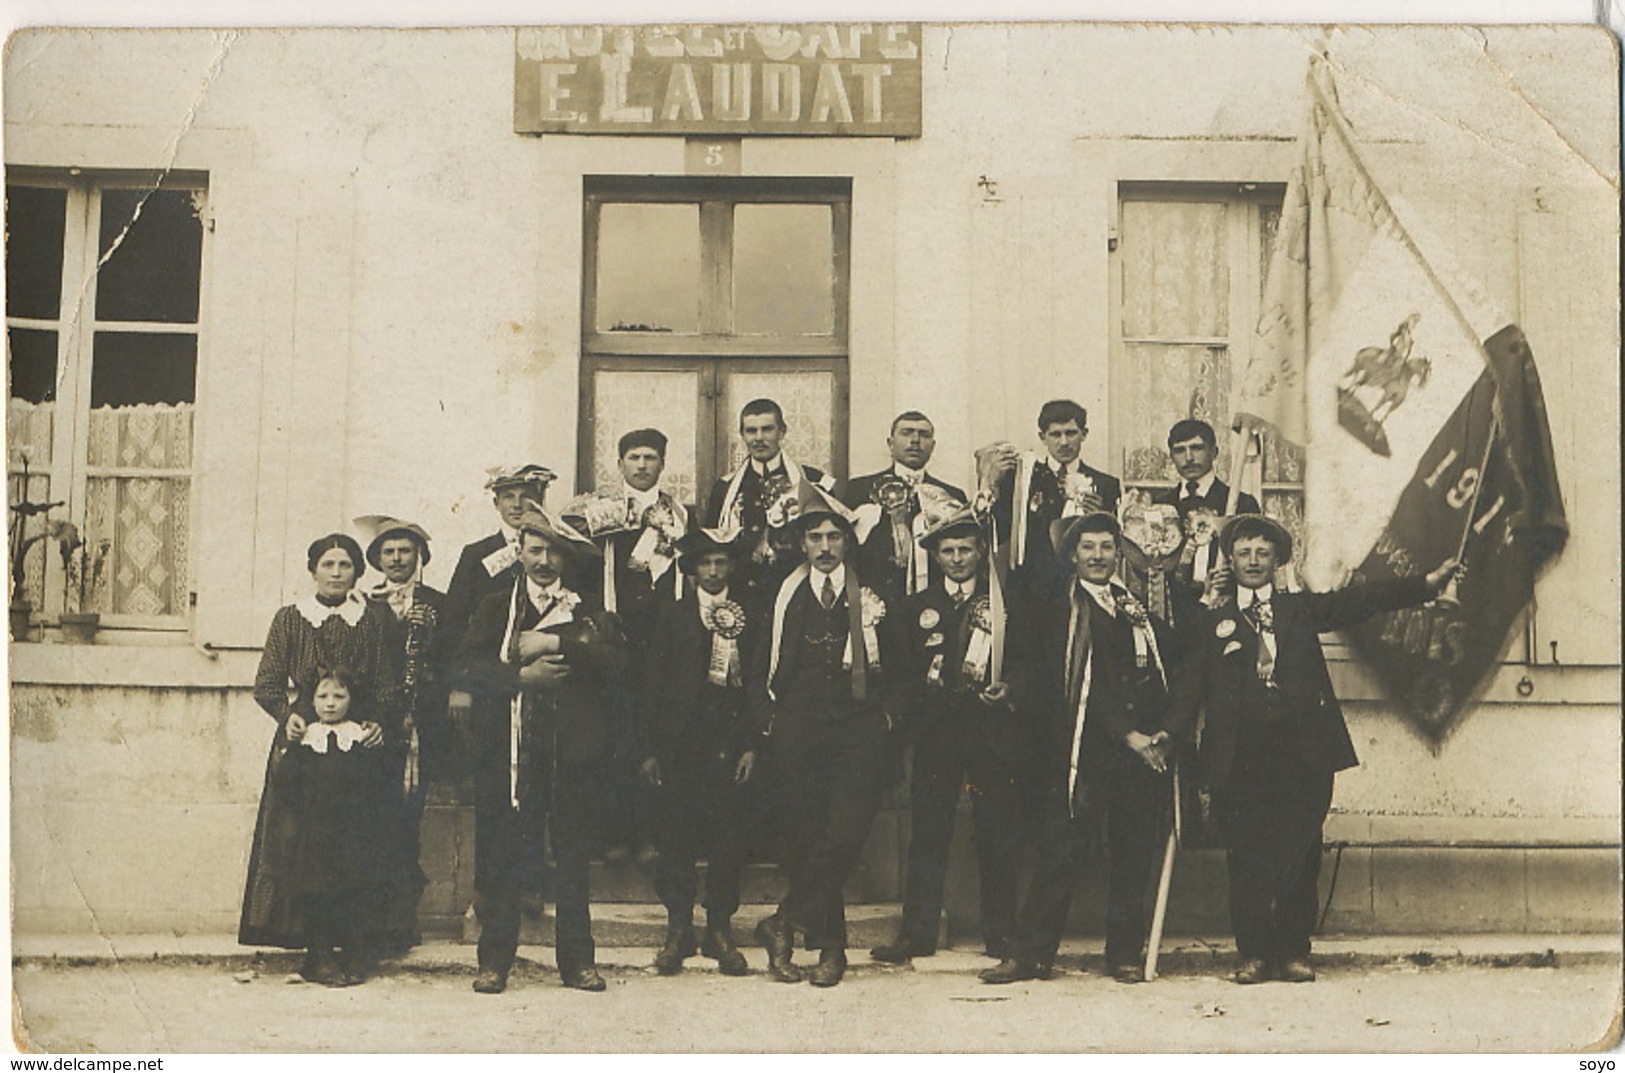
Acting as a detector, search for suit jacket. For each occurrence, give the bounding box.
[1166,575,1433,791]
[747,570,904,734]
[897,576,1037,767]
[1025,581,1174,794]
[843,469,968,602]
[441,533,521,665]
[592,504,691,651]
[637,588,764,767]
[454,580,631,768]
[992,459,1121,599]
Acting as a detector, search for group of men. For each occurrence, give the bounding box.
[352,396,1456,994]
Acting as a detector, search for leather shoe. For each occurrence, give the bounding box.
[754,915,802,983]
[1234,958,1272,985]
[808,948,847,987]
[654,924,697,975]
[1277,958,1316,983]
[702,926,749,976]
[1110,963,1146,984]
[979,958,1045,985]
[472,969,508,994]
[869,937,934,964]
[561,964,607,992]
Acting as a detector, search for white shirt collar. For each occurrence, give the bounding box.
[696,585,730,609]
[946,577,975,600]
[1181,472,1217,498]
[294,590,368,629]
[623,482,661,511]
[1049,455,1077,476]
[526,576,564,608]
[751,454,784,477]
[809,562,847,597]
[1078,578,1118,612]
[891,462,927,484]
[300,720,367,754]
[500,522,521,547]
[1238,583,1275,608]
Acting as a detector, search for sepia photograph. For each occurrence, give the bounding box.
[4,7,1621,1055]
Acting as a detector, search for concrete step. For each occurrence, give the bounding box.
[461,901,905,948]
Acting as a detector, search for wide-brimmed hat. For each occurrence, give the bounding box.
[514,504,601,559]
[786,482,880,545]
[484,463,557,493]
[1218,513,1294,563]
[1050,511,1123,566]
[917,504,982,551]
[675,527,746,574]
[353,515,433,570]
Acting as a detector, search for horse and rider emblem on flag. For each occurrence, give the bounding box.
[1336,312,1432,457]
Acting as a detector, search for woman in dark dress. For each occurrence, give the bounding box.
[239,533,406,966]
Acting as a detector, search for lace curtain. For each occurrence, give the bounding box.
[83,403,192,616]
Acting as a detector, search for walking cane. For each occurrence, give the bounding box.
[1144,762,1181,981]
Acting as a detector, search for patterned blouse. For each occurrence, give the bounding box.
[253,594,404,732]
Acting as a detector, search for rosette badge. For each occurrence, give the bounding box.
[871,474,913,514]
[1184,506,1220,547]
[703,599,747,639]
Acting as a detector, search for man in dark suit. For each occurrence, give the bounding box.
[869,507,1033,965]
[442,464,558,722]
[979,399,1121,600]
[454,505,629,994]
[705,398,837,591]
[843,410,968,603]
[1151,419,1261,624]
[1166,515,1456,985]
[982,512,1177,986]
[563,428,692,863]
[750,491,902,987]
[356,515,446,952]
[637,528,761,977]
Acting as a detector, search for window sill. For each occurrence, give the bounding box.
[10,639,258,688]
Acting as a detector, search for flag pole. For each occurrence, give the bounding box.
[1434,411,1499,608]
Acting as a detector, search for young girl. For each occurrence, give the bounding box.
[266,665,405,986]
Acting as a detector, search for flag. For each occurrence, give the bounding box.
[1237,56,1568,740]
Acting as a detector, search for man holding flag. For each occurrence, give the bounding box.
[1167,516,1457,984]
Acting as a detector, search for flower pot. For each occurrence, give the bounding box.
[59,611,100,645]
[9,601,33,642]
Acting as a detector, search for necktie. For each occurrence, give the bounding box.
[1096,587,1117,617]
[952,584,968,606]
[1185,480,1201,499]
[820,576,837,610]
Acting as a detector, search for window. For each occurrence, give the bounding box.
[580,177,850,508]
[6,172,206,628]
[1111,183,1304,551]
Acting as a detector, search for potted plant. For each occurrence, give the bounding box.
[59,527,110,644]
[8,450,67,642]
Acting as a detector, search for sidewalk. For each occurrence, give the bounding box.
[12,932,1621,1054]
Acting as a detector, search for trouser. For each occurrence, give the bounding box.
[653,738,756,928]
[1212,721,1334,962]
[1013,755,1170,968]
[472,745,604,976]
[897,708,1023,955]
[768,708,891,951]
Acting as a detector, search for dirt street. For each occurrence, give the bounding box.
[12,954,1621,1053]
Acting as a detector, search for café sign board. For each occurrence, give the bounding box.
[514,24,923,137]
